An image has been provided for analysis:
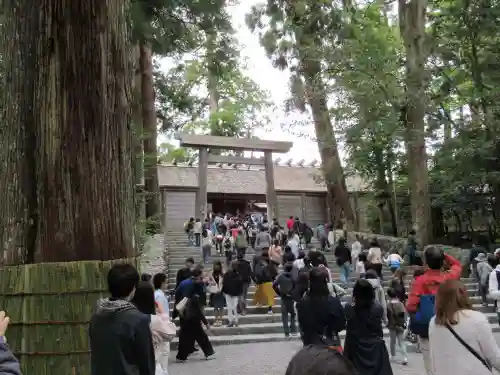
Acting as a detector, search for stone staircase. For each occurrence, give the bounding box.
[163,231,499,349]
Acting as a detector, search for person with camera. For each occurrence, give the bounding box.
[406,246,462,375]
[0,310,22,375]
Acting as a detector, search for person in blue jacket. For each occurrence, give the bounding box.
[0,310,22,375]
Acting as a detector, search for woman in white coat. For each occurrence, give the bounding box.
[429,279,500,375]
[132,281,176,375]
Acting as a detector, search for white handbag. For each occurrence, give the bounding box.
[207,284,220,294]
[175,297,188,315]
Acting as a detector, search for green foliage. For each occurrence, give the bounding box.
[129,0,231,55]
[329,5,404,190]
[158,142,193,163]
[246,0,500,239]
[132,0,273,153]
[246,0,343,101]
[157,57,273,144]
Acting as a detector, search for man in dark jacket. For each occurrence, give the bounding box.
[176,257,195,288]
[235,253,252,314]
[273,263,297,337]
[334,238,352,286]
[0,311,21,375]
[89,264,155,375]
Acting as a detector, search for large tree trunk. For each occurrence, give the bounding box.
[139,43,160,223]
[0,0,135,263]
[387,170,399,236]
[300,58,356,228]
[399,0,433,245]
[206,31,222,157]
[131,45,144,221]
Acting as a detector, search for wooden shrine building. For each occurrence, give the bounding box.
[158,134,370,233]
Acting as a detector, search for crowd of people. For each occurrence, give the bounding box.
[173,215,500,375]
[183,213,316,264]
[3,221,500,375]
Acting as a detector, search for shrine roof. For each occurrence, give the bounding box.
[157,164,368,194]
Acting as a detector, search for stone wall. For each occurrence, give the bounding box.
[346,231,471,268]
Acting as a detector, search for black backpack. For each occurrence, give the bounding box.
[278,274,295,296]
[254,262,269,283]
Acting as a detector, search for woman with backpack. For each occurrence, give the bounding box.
[252,255,277,314]
[296,267,345,348]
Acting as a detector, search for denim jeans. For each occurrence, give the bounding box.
[202,245,211,264]
[339,262,351,284]
[195,233,201,247]
[187,231,194,245]
[281,297,296,335]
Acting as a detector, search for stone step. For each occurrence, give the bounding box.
[168,305,495,326]
[163,231,482,351]
[166,268,397,277]
[166,280,478,294]
[169,292,484,315]
[168,323,500,350]
[167,280,478,291]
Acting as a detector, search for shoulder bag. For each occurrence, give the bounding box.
[175,297,188,316]
[445,323,492,372]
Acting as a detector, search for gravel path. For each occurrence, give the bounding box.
[168,339,425,375]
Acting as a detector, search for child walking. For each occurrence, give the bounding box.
[387,288,408,365]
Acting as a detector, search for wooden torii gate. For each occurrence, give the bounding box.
[176,133,293,220]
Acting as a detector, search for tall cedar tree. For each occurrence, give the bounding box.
[0,0,135,263]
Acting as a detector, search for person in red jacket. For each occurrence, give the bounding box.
[406,246,462,375]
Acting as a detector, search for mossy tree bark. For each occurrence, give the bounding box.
[0,0,135,263]
[139,42,160,223]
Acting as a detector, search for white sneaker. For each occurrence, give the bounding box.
[401,358,408,365]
